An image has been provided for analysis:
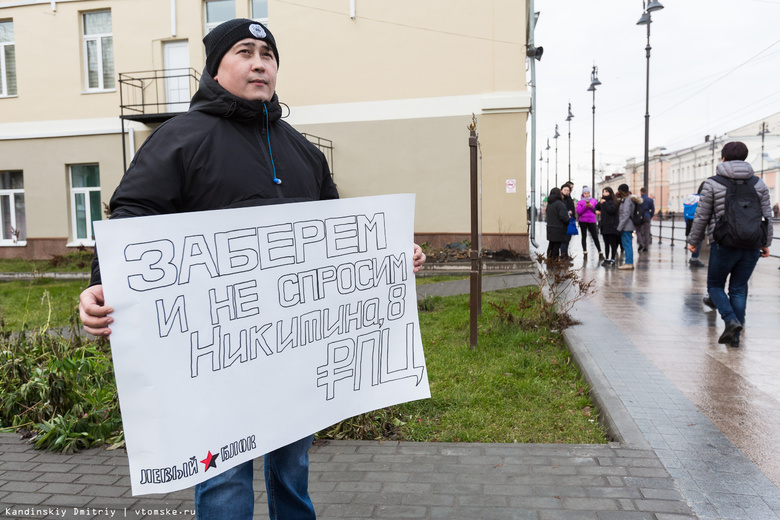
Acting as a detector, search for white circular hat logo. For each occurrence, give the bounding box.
[249,24,266,38]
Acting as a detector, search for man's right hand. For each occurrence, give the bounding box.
[79,284,114,337]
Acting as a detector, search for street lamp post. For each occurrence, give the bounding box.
[553,124,561,188]
[758,122,769,178]
[540,150,546,207]
[637,0,664,192]
[565,104,574,183]
[587,66,601,193]
[546,139,551,192]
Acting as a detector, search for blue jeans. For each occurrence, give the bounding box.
[706,243,760,325]
[194,435,315,520]
[620,231,634,265]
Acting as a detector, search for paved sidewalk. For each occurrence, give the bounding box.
[3,234,780,519]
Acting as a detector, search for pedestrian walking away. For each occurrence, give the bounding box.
[595,187,620,267]
[687,141,773,348]
[77,18,426,520]
[637,187,655,252]
[546,187,570,261]
[616,183,642,270]
[576,186,603,260]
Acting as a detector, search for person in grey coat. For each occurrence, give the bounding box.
[687,141,773,347]
[546,187,570,260]
[616,184,643,270]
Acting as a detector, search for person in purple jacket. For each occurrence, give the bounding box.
[576,186,604,261]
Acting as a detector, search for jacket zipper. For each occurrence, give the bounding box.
[257,104,284,197]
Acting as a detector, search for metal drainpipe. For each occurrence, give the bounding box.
[171,0,177,37]
[527,0,540,249]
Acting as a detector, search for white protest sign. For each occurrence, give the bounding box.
[93,194,429,496]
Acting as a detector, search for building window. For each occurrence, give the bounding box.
[251,0,268,23]
[0,171,25,245]
[205,0,235,33]
[83,10,114,91]
[0,20,16,97]
[70,164,102,245]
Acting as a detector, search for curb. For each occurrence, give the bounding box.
[563,326,651,450]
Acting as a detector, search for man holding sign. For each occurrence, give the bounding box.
[80,18,426,520]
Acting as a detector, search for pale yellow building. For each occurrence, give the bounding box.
[0,0,531,259]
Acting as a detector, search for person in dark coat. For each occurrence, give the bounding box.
[546,187,570,260]
[78,18,426,520]
[595,187,620,267]
[559,183,576,259]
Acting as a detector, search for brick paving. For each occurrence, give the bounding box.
[1,434,696,520]
[2,234,779,518]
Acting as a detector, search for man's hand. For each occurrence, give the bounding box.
[687,244,697,253]
[760,247,770,258]
[79,285,114,337]
[412,243,427,273]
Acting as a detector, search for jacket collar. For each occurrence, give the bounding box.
[716,160,755,181]
[189,67,283,124]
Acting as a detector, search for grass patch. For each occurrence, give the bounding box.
[0,249,93,273]
[415,274,468,286]
[318,286,608,445]
[0,279,89,330]
[2,277,607,452]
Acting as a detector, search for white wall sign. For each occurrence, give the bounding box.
[94,194,429,495]
[506,179,517,193]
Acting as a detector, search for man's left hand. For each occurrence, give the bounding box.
[760,247,770,258]
[412,243,427,273]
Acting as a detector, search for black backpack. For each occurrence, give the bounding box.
[710,175,768,249]
[630,200,645,227]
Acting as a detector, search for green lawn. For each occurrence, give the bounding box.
[1,274,608,449]
[319,286,608,445]
[0,279,89,330]
[399,288,605,444]
[0,249,94,273]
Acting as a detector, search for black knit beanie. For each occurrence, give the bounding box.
[203,18,279,76]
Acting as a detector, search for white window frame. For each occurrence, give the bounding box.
[69,164,101,247]
[0,19,16,97]
[205,0,235,33]
[0,171,25,246]
[250,0,268,25]
[82,10,114,92]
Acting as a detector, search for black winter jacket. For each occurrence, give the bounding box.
[546,199,570,242]
[595,199,619,236]
[90,69,338,285]
[562,194,575,218]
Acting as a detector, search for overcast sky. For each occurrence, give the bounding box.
[528,0,780,194]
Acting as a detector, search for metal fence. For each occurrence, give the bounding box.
[649,213,780,258]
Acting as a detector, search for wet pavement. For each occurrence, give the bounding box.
[541,224,780,519]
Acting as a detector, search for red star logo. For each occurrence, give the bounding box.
[200,450,219,471]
